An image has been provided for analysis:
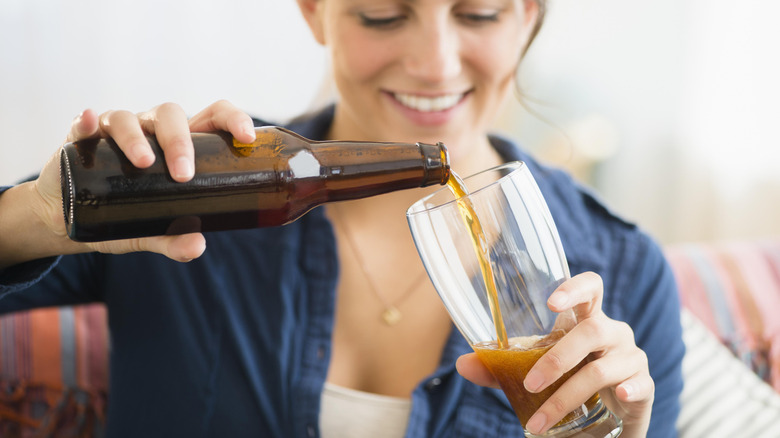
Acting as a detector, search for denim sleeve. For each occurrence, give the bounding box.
[0,257,60,298]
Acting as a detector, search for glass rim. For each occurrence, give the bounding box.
[406,161,526,218]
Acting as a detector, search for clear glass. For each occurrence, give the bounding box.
[407,162,622,437]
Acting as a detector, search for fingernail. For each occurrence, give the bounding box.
[548,291,568,308]
[174,156,194,179]
[526,412,547,434]
[73,111,89,135]
[620,382,634,401]
[524,370,544,393]
[243,122,256,141]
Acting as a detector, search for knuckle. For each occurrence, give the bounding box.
[156,101,182,114]
[136,107,156,120]
[614,320,634,339]
[585,359,609,384]
[545,394,569,418]
[632,348,650,370]
[212,99,234,110]
[581,318,607,340]
[583,271,603,288]
[112,109,135,120]
[540,349,565,375]
[100,109,117,120]
[639,348,649,366]
[646,373,656,393]
[99,109,120,125]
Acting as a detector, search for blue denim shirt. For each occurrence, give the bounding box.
[0,106,683,437]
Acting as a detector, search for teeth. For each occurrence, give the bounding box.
[393,92,463,112]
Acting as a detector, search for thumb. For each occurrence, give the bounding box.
[87,233,207,262]
[456,353,500,389]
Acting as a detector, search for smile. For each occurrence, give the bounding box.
[392,92,465,113]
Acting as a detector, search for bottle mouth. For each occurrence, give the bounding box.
[406,161,526,217]
[438,142,451,182]
[417,142,451,186]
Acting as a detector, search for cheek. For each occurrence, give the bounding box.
[330,33,396,86]
[467,32,526,90]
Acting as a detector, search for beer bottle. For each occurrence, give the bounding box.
[60,126,450,242]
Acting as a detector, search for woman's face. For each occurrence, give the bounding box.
[299,0,539,156]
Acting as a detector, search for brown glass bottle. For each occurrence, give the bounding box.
[60,126,450,242]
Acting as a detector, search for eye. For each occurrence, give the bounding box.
[358,12,407,30]
[457,10,501,25]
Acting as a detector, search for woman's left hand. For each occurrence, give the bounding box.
[456,271,654,438]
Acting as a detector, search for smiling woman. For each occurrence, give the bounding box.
[297,0,544,164]
[0,1,684,438]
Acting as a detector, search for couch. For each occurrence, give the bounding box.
[2,239,780,437]
[667,240,780,437]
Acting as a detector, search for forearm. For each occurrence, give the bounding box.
[0,182,85,268]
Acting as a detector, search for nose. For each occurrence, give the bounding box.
[403,17,462,83]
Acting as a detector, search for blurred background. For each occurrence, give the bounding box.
[1,0,778,245]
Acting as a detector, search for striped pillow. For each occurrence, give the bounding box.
[666,240,780,392]
[0,303,109,437]
[677,308,780,437]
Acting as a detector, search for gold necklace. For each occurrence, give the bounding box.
[335,218,429,326]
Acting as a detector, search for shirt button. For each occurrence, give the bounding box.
[317,346,326,360]
[426,377,442,391]
[307,424,316,437]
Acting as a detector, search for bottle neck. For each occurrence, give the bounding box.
[307,140,450,202]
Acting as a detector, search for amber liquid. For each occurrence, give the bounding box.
[473,335,600,427]
[445,171,600,429]
[446,172,509,349]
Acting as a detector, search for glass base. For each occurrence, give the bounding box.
[524,398,623,438]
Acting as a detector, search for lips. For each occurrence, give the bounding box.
[392,92,465,112]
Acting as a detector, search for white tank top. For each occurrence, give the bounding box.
[319,382,412,438]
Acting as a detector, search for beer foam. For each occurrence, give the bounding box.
[509,335,546,350]
[474,330,567,351]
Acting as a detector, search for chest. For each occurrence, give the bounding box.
[327,278,453,397]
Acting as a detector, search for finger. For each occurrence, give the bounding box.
[188,99,256,143]
[88,233,206,262]
[455,353,500,389]
[139,102,194,182]
[154,233,207,262]
[65,109,101,143]
[525,349,649,435]
[98,109,156,168]
[524,317,634,394]
[615,371,654,405]
[547,271,603,319]
[566,346,649,402]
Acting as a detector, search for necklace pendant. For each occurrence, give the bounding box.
[382,307,402,326]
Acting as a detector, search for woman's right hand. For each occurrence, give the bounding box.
[3,100,256,266]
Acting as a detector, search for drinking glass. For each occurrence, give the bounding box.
[406,162,623,437]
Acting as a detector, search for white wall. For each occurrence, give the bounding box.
[0,0,325,184]
[2,0,779,243]
[499,0,780,243]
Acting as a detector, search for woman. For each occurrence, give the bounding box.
[0,0,683,437]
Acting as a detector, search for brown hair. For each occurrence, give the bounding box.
[514,1,554,126]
